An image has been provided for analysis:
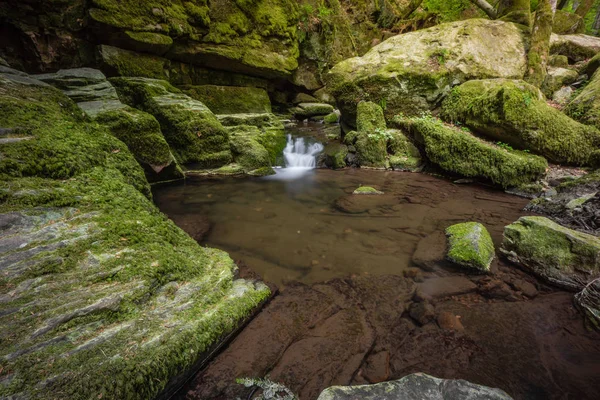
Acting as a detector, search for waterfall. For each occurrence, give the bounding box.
[283,135,324,168]
[264,135,323,181]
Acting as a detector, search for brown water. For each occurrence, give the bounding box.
[153,169,529,286]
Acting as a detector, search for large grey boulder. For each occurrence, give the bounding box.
[327,19,527,126]
[550,33,600,62]
[317,373,513,400]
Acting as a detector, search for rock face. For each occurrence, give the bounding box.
[446,222,495,273]
[316,373,513,400]
[327,19,528,125]
[34,68,182,182]
[501,216,600,291]
[442,79,600,165]
[181,85,272,114]
[396,116,547,189]
[0,70,270,400]
[110,77,232,167]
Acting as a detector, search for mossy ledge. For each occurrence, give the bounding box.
[0,70,270,399]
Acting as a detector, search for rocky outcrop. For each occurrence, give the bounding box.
[0,70,270,400]
[317,373,513,400]
[327,19,528,125]
[446,222,495,273]
[442,79,600,165]
[396,116,547,189]
[110,77,232,167]
[501,216,600,291]
[34,68,182,182]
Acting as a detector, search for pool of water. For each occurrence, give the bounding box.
[153,168,530,286]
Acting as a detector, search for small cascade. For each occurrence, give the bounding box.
[283,134,324,168]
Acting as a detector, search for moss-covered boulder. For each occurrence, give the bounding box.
[34,68,182,182]
[110,77,232,167]
[0,68,270,400]
[446,222,495,273]
[294,103,335,120]
[388,130,422,172]
[550,33,600,62]
[87,0,300,79]
[566,69,600,130]
[97,44,170,79]
[182,85,272,114]
[552,10,585,35]
[225,124,284,172]
[323,143,348,169]
[501,216,600,291]
[575,278,600,330]
[442,79,600,165]
[542,67,578,97]
[396,116,548,189]
[327,19,528,125]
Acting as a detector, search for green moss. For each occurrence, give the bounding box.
[442,79,600,165]
[497,0,531,26]
[0,78,150,197]
[323,143,348,169]
[294,103,335,119]
[353,186,383,195]
[396,115,547,188]
[388,129,422,171]
[324,112,339,124]
[446,222,494,272]
[343,130,359,145]
[548,54,569,68]
[502,216,600,289]
[0,76,270,400]
[98,45,169,79]
[356,101,386,133]
[566,70,600,133]
[227,126,272,171]
[355,131,388,168]
[182,85,272,114]
[109,77,232,167]
[552,9,585,34]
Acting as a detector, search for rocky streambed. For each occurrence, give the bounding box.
[153,168,600,400]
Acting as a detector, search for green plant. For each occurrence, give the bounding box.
[236,377,298,400]
[496,141,514,151]
[368,128,394,141]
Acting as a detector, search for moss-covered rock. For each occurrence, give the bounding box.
[552,9,585,35]
[323,143,348,169]
[356,101,386,133]
[324,112,340,124]
[34,68,183,182]
[548,54,570,68]
[225,124,284,171]
[446,222,495,273]
[181,85,272,114]
[501,216,600,291]
[97,44,170,79]
[550,33,600,62]
[0,67,270,400]
[87,0,300,79]
[396,116,548,189]
[388,130,422,172]
[566,69,600,131]
[542,67,578,97]
[327,19,528,125]
[442,79,600,165]
[110,77,232,167]
[353,186,383,195]
[293,102,335,120]
[0,72,149,198]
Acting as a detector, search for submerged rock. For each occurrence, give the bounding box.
[316,373,513,400]
[442,79,600,165]
[353,186,384,195]
[446,222,495,273]
[501,216,600,291]
[396,116,547,189]
[328,19,527,125]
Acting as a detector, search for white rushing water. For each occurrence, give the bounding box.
[266,135,324,180]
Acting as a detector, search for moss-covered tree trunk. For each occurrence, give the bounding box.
[575,0,595,17]
[497,0,532,26]
[525,0,555,88]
